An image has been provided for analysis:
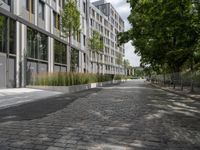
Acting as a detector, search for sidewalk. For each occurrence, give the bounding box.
[150,83,200,100]
[0,88,62,109]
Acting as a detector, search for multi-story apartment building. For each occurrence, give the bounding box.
[89,0,125,75]
[0,0,125,88]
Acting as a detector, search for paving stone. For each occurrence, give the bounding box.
[47,146,65,150]
[0,80,199,150]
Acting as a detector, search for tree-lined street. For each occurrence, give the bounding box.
[0,80,200,150]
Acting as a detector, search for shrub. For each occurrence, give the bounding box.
[32,72,126,86]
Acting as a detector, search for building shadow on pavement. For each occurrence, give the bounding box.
[0,88,102,123]
[0,82,200,149]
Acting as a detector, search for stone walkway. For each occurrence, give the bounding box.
[0,80,200,149]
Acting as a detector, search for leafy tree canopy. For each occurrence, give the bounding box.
[62,0,80,36]
[119,0,200,73]
[88,30,104,53]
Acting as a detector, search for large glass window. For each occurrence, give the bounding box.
[0,14,16,54]
[38,32,48,60]
[0,15,7,53]
[27,27,48,60]
[23,0,34,13]
[53,11,60,30]
[54,40,67,64]
[38,0,45,20]
[9,19,16,54]
[27,28,37,58]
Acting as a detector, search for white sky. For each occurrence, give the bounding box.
[91,0,141,67]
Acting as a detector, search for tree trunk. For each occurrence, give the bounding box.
[68,31,72,72]
[190,58,195,93]
[172,65,180,89]
[181,76,183,91]
[97,53,100,74]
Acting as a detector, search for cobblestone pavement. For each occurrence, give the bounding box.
[0,80,200,150]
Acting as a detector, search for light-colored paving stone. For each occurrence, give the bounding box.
[0,80,199,150]
[0,88,62,109]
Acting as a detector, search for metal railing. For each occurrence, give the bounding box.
[148,70,200,93]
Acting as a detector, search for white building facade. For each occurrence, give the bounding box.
[0,0,125,88]
[89,0,125,75]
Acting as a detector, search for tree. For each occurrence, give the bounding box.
[61,0,80,72]
[88,30,104,74]
[116,52,123,66]
[119,0,200,75]
[123,59,130,75]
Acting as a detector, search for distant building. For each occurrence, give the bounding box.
[133,67,144,77]
[127,66,134,76]
[89,0,125,74]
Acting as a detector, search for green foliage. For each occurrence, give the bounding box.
[119,0,200,74]
[123,59,130,69]
[134,69,144,78]
[32,73,127,86]
[114,75,127,80]
[88,30,104,73]
[70,48,79,72]
[88,31,104,54]
[116,53,123,65]
[61,0,80,36]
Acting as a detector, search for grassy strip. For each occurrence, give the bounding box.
[32,73,127,86]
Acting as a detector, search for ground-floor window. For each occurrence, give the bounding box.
[54,39,67,72]
[71,48,79,72]
[26,60,48,85]
[9,19,16,54]
[27,27,48,61]
[26,27,48,85]
[54,39,67,64]
[0,13,16,54]
[0,15,7,53]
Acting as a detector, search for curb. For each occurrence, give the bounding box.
[150,83,200,101]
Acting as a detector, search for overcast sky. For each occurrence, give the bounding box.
[91,0,141,67]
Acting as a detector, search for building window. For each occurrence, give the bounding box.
[83,35,86,46]
[27,27,48,60]
[83,53,86,63]
[54,40,67,64]
[62,0,65,9]
[53,11,60,30]
[100,16,102,23]
[38,0,45,20]
[83,2,86,13]
[71,48,79,72]
[0,14,7,53]
[2,0,11,5]
[77,31,81,43]
[82,17,84,29]
[9,19,16,54]
[0,14,16,54]
[92,9,95,17]
[23,0,34,14]
[90,19,93,26]
[59,0,61,7]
